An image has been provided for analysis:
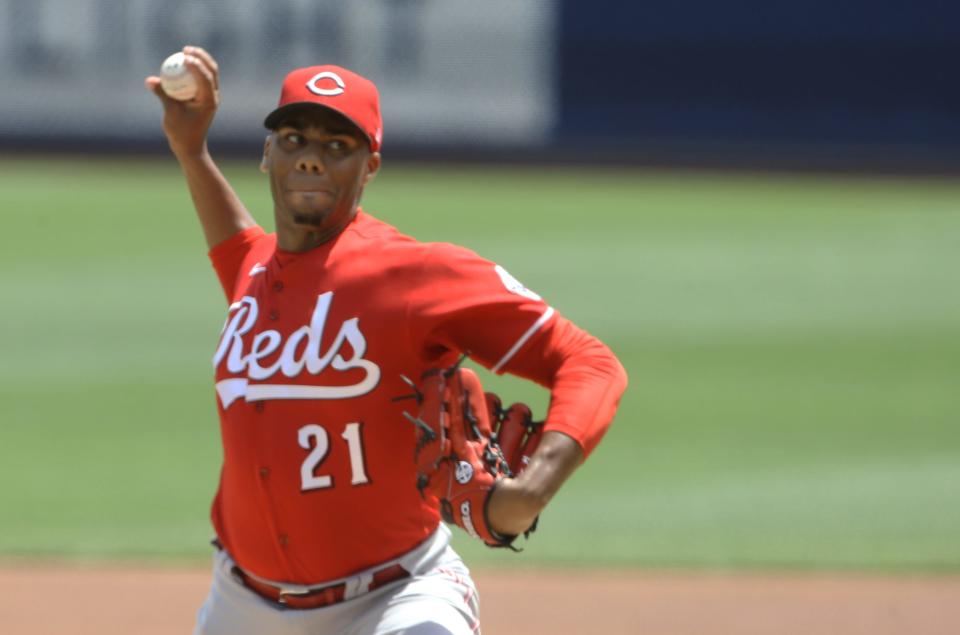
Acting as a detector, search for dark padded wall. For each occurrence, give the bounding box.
[557,1,960,164]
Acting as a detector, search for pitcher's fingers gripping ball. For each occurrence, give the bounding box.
[399,363,543,548]
[159,51,198,101]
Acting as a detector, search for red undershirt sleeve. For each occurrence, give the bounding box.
[502,314,628,458]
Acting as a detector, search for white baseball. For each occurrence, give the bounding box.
[159,52,198,101]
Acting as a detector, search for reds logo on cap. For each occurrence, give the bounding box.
[306,71,346,97]
[264,64,383,152]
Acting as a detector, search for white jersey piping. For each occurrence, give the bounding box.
[491,306,555,374]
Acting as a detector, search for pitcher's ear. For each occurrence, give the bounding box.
[260,135,272,174]
[363,152,381,185]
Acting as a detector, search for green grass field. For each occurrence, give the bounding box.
[1,157,958,571]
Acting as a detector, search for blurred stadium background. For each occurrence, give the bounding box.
[3,0,960,167]
[1,0,958,579]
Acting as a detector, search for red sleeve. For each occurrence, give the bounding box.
[406,243,556,371]
[504,315,628,458]
[405,242,626,457]
[207,226,268,301]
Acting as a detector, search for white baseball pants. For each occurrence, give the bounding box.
[194,524,480,635]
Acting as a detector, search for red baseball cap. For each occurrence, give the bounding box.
[263,65,383,152]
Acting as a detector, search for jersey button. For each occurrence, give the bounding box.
[255,402,265,413]
[259,467,270,479]
[279,534,289,547]
[269,309,279,321]
[272,281,284,292]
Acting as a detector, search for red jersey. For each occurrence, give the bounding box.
[207,210,565,584]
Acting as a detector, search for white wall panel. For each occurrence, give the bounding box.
[0,0,557,147]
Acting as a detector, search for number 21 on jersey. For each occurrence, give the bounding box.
[298,422,370,491]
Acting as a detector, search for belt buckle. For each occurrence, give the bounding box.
[277,586,308,606]
[278,583,339,608]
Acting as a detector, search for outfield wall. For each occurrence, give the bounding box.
[0,0,557,148]
[556,1,960,166]
[2,0,959,167]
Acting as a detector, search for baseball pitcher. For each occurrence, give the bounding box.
[145,45,627,635]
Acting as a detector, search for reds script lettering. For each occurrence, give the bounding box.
[213,291,380,408]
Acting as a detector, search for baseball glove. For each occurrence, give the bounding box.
[396,362,543,548]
